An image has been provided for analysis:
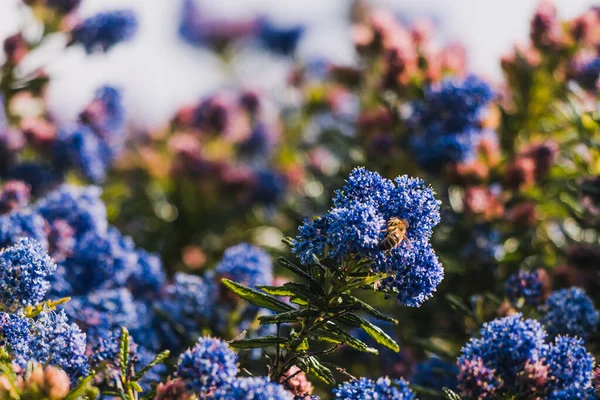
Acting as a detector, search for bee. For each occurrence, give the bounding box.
[379,217,411,251]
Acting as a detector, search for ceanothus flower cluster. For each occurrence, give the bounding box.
[505,269,550,307]
[0,238,56,308]
[55,86,127,183]
[540,287,599,340]
[215,242,273,288]
[457,313,596,398]
[213,377,294,400]
[293,167,443,307]
[407,75,496,171]
[0,310,88,380]
[177,336,239,396]
[332,377,415,399]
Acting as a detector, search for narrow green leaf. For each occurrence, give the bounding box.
[356,317,399,352]
[277,257,323,293]
[282,282,323,304]
[64,375,99,400]
[305,356,335,384]
[229,336,288,349]
[442,388,462,400]
[258,286,296,297]
[258,310,318,325]
[290,297,309,306]
[133,350,170,381]
[318,322,378,354]
[221,279,294,313]
[281,237,295,247]
[342,295,398,324]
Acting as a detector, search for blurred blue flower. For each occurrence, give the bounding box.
[333,377,415,399]
[177,336,239,395]
[216,243,273,288]
[257,18,304,56]
[0,210,47,250]
[407,75,495,171]
[214,376,293,399]
[574,57,600,92]
[70,10,138,53]
[458,313,546,387]
[35,184,108,238]
[505,269,549,307]
[541,287,599,339]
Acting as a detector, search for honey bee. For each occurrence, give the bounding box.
[379,217,411,251]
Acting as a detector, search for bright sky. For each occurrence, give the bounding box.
[0,0,595,128]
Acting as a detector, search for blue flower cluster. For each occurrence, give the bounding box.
[215,242,273,288]
[214,377,294,400]
[177,337,239,396]
[256,18,305,56]
[55,86,126,183]
[407,75,496,171]
[0,183,169,382]
[0,310,88,380]
[505,269,549,307]
[0,238,56,308]
[541,287,599,339]
[457,313,596,398]
[177,0,303,56]
[293,167,443,307]
[332,377,415,399]
[70,10,138,53]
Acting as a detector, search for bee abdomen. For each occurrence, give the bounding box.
[379,235,399,251]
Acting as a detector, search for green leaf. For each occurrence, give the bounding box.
[229,336,288,349]
[282,282,323,304]
[442,388,462,400]
[342,295,398,324]
[258,286,296,297]
[355,316,399,352]
[118,327,130,376]
[65,375,99,400]
[290,297,309,306]
[304,356,335,384]
[318,322,378,354]
[133,350,170,381]
[221,279,295,313]
[277,257,323,293]
[258,310,318,325]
